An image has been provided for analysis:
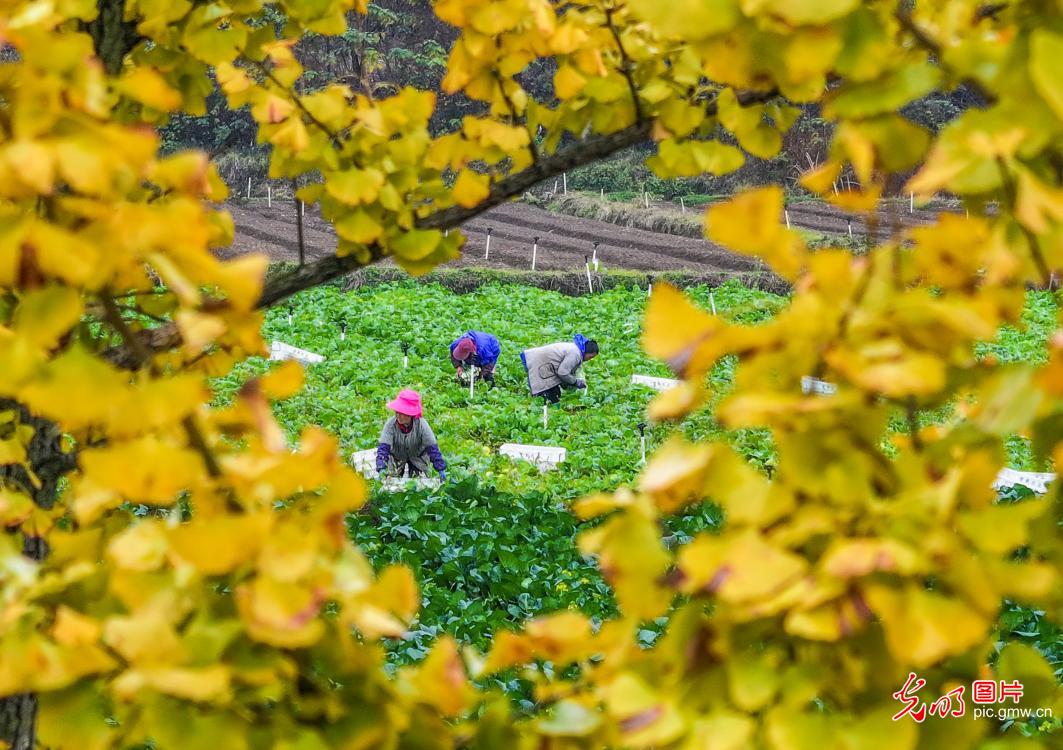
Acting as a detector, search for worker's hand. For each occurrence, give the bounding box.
[575,379,587,389]
[484,372,496,389]
[438,470,447,482]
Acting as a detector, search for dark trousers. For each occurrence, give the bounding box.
[535,385,563,404]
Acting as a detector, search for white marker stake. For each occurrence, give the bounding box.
[300,201,305,217]
[485,228,492,259]
[785,209,791,229]
[680,197,686,213]
[643,191,649,209]
[445,228,449,237]
[592,243,599,272]
[848,220,853,239]
[563,172,567,194]
[469,365,476,399]
[710,292,717,315]
[600,188,605,200]
[543,403,548,428]
[246,177,251,199]
[647,281,653,297]
[585,258,593,293]
[267,185,272,208]
[554,179,559,194]
[531,238,538,271]
[910,192,914,213]
[640,434,646,464]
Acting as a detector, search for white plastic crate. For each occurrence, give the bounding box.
[269,340,324,365]
[800,375,837,396]
[350,448,379,478]
[992,467,1056,495]
[631,374,681,392]
[499,443,566,471]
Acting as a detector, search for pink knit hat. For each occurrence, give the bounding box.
[386,388,423,417]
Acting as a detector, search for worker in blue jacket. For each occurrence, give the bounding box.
[449,330,501,388]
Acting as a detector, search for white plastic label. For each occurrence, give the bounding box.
[631,374,681,392]
[801,376,837,396]
[992,468,1056,495]
[270,341,324,365]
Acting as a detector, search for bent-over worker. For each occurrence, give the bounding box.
[376,389,447,480]
[450,330,501,388]
[520,334,599,404]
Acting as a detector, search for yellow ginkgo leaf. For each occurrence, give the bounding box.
[116,67,182,112]
[334,210,383,244]
[629,0,739,40]
[638,438,714,513]
[325,167,386,205]
[236,575,326,648]
[403,636,474,717]
[112,665,231,702]
[390,229,442,261]
[167,514,271,575]
[452,169,490,208]
[678,529,807,606]
[51,606,101,648]
[642,283,723,379]
[707,187,805,279]
[864,584,990,667]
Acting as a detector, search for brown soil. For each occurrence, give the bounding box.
[781,200,942,241]
[224,200,763,273]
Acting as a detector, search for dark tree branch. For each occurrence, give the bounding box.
[258,245,388,308]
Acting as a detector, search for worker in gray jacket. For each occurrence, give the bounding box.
[520,334,599,404]
[376,389,447,480]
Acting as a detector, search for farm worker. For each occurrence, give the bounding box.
[376,389,447,480]
[520,334,599,404]
[450,330,501,387]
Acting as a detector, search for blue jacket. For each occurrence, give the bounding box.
[450,331,501,368]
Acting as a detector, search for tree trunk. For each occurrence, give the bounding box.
[0,402,78,750]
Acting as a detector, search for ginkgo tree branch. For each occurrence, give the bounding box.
[107,87,780,367]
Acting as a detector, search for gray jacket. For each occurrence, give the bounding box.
[521,342,584,395]
[377,417,444,476]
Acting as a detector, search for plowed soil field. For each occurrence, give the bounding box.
[781,200,941,241]
[224,201,763,273]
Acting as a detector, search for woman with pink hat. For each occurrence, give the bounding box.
[375,388,447,480]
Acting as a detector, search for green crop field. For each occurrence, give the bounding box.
[214,280,1061,724]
